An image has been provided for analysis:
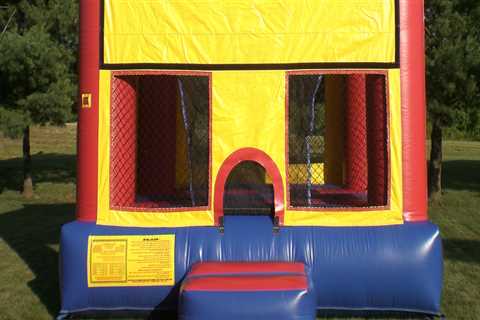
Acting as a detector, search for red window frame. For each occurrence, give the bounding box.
[285,70,392,212]
[109,70,213,212]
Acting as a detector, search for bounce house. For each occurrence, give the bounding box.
[60,0,443,319]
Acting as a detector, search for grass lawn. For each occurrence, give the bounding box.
[0,125,479,320]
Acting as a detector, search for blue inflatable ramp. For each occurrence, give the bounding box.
[178,262,317,320]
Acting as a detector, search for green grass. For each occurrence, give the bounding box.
[0,125,76,320]
[0,125,479,319]
[428,141,480,319]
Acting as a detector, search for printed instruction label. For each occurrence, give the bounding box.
[87,234,175,287]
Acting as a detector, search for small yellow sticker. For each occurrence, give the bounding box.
[87,234,175,287]
[81,93,92,108]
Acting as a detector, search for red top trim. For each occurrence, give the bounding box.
[182,275,308,292]
[189,262,305,277]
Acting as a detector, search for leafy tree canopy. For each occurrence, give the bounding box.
[0,0,78,138]
[0,0,78,195]
[426,0,480,134]
[425,0,480,197]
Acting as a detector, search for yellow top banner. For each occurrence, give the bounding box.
[103,0,396,65]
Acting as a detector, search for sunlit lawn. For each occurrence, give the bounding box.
[0,125,479,319]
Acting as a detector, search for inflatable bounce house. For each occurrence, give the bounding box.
[59,0,443,318]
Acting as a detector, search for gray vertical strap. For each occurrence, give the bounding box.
[306,76,323,206]
[177,78,196,206]
[0,8,16,42]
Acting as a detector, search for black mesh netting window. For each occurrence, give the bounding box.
[110,73,210,210]
[288,73,389,208]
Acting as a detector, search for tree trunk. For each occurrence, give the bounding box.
[428,119,442,200]
[22,126,33,198]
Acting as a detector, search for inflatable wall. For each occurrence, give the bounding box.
[59,0,443,318]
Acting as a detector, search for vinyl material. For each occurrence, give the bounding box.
[59,216,442,317]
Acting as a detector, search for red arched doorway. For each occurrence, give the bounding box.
[214,148,284,227]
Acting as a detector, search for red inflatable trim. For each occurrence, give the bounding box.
[76,0,100,222]
[399,0,428,221]
[183,275,307,292]
[189,262,305,276]
[214,148,285,226]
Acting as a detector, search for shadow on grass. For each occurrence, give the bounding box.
[0,203,75,317]
[0,153,76,193]
[442,160,480,192]
[443,239,480,265]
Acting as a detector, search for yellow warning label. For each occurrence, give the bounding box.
[87,235,175,287]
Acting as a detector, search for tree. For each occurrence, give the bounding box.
[0,1,77,197]
[425,0,480,199]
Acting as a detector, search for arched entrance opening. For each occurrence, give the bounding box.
[223,161,274,216]
[214,148,285,227]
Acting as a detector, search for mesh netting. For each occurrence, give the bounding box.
[345,75,368,193]
[366,75,388,206]
[288,73,388,208]
[223,161,274,216]
[110,74,210,210]
[288,75,327,206]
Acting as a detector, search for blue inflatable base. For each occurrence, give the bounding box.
[59,216,443,317]
[180,291,316,320]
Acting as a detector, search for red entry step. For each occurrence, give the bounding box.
[179,261,316,320]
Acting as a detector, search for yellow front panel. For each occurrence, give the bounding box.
[211,71,287,200]
[97,69,403,228]
[96,70,214,228]
[104,0,396,65]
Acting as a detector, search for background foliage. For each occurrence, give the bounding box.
[426,0,480,141]
[0,0,78,138]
